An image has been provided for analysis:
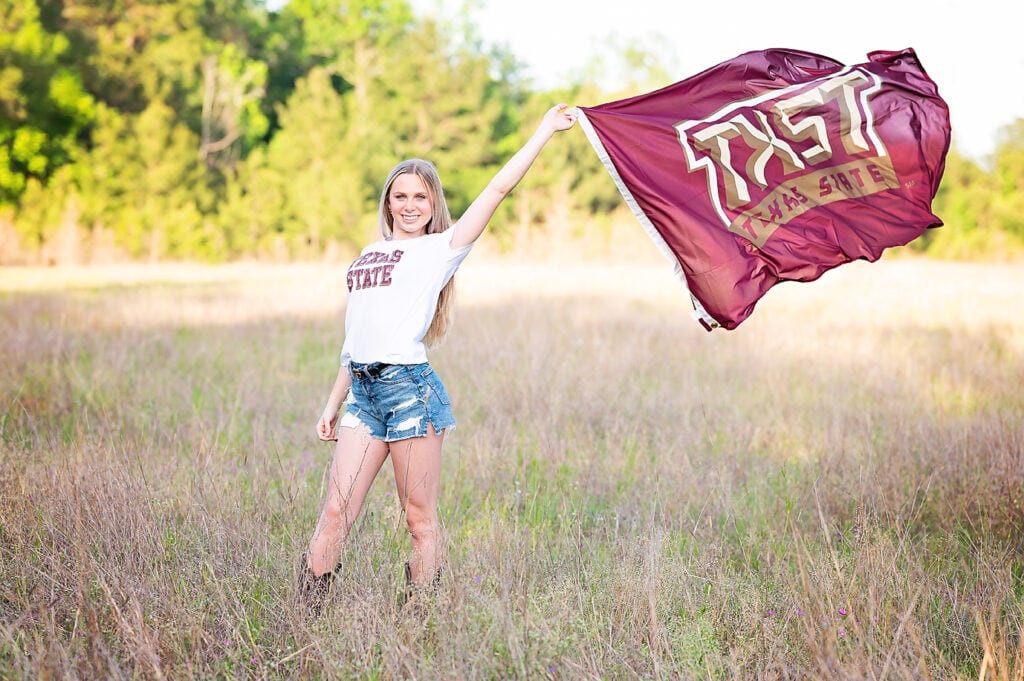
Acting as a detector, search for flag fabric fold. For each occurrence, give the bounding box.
[578,47,951,330]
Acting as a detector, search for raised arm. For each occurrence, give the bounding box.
[450,104,577,249]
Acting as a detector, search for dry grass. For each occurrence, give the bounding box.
[1,255,1022,680]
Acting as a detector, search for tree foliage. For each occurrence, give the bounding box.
[925,131,1024,259]
[0,0,95,203]
[0,0,1020,263]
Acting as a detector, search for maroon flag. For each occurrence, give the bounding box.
[578,48,950,330]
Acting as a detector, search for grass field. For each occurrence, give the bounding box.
[1,255,1022,679]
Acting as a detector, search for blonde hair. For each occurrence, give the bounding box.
[378,159,456,348]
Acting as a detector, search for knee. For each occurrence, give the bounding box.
[321,496,350,526]
[404,503,437,540]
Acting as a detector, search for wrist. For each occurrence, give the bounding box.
[535,123,557,140]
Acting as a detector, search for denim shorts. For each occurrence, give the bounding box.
[339,362,456,441]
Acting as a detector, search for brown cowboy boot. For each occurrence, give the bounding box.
[399,561,442,614]
[295,553,339,617]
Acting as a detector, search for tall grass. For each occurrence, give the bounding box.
[1,257,1022,679]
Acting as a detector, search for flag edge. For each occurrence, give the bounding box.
[576,109,722,330]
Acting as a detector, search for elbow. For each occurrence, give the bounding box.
[488,183,513,200]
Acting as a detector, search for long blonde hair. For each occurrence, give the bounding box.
[378,159,456,347]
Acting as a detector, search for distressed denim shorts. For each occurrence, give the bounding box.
[339,362,456,441]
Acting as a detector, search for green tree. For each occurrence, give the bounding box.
[0,0,95,205]
[504,84,623,249]
[222,66,365,257]
[222,11,533,257]
[921,149,981,257]
[70,100,216,260]
[60,0,273,162]
[199,43,269,170]
[926,130,1024,260]
[246,6,313,138]
[365,18,527,218]
[990,119,1024,245]
[58,0,200,113]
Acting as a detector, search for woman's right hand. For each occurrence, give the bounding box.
[317,408,339,441]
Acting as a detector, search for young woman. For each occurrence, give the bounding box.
[298,104,578,612]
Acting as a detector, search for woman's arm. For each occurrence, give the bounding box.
[317,366,353,441]
[450,104,577,249]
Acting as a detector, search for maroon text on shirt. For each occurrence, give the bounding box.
[347,250,404,291]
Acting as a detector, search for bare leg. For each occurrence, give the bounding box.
[389,424,444,585]
[307,422,389,576]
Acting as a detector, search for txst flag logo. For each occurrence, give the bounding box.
[579,48,950,330]
[678,68,895,248]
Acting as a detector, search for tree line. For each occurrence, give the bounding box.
[0,0,1020,265]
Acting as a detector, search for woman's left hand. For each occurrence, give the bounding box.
[544,103,578,133]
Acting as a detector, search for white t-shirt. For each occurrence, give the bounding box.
[339,230,472,367]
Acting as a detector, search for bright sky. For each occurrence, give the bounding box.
[412,0,1023,161]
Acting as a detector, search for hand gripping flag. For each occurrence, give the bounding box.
[577,48,950,330]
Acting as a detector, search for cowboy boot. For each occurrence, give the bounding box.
[296,553,338,617]
[399,561,443,613]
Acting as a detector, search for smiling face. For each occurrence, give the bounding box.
[387,172,434,240]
